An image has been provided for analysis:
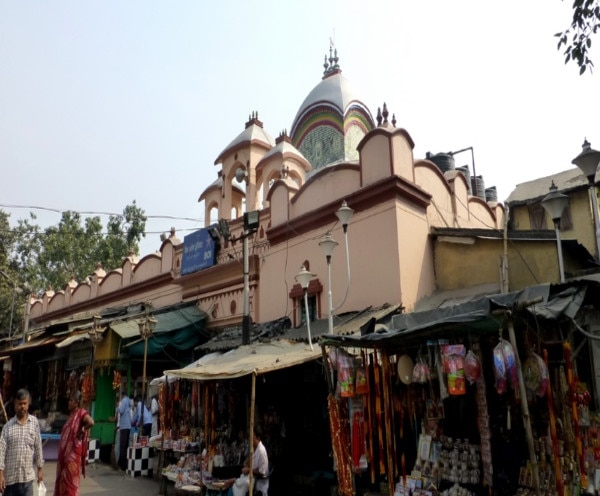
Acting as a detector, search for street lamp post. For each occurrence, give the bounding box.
[242,210,260,345]
[138,309,157,401]
[319,233,338,335]
[295,265,316,350]
[318,201,354,334]
[541,181,569,283]
[572,139,600,261]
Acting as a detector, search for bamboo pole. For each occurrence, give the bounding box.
[544,349,564,496]
[248,372,256,496]
[564,341,587,489]
[507,315,541,496]
[380,352,396,496]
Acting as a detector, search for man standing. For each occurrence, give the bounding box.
[116,393,132,472]
[243,428,269,496]
[0,388,44,496]
[132,395,152,438]
[150,395,159,437]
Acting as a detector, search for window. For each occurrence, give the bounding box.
[289,277,323,327]
[528,203,547,230]
[299,294,317,325]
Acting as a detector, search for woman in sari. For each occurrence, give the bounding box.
[54,390,94,496]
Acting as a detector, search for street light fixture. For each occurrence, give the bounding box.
[572,139,600,261]
[541,181,569,283]
[318,201,354,334]
[138,307,157,401]
[295,265,316,350]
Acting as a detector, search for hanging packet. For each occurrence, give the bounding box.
[493,343,507,394]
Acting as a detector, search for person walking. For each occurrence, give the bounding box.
[116,393,132,472]
[54,390,94,496]
[0,388,44,496]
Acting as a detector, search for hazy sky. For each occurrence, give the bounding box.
[1,1,598,256]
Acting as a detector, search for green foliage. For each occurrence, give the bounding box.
[0,202,147,336]
[556,0,600,74]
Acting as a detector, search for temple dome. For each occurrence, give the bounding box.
[289,49,374,172]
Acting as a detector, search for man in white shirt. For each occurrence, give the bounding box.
[150,395,159,437]
[242,428,269,496]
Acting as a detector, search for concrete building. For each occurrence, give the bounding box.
[6,51,598,476]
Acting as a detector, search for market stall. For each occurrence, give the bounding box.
[319,281,600,496]
[161,339,323,494]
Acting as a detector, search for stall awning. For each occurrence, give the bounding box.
[163,339,321,380]
[320,282,592,351]
[55,330,105,349]
[4,335,62,354]
[110,302,208,356]
[111,304,206,338]
[150,351,223,386]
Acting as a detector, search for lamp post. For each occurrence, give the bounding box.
[318,201,354,334]
[88,314,104,400]
[572,139,600,261]
[138,308,157,401]
[295,265,316,350]
[319,233,338,335]
[242,210,260,345]
[541,181,569,283]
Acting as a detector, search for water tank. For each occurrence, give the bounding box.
[426,152,456,173]
[471,175,486,200]
[485,186,497,203]
[456,165,471,191]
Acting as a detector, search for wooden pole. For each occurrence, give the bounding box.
[507,316,541,496]
[248,372,256,496]
[544,349,564,496]
[0,390,8,423]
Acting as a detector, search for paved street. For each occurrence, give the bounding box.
[43,461,164,496]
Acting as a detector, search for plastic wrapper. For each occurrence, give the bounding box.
[493,343,507,394]
[523,352,548,397]
[500,339,518,390]
[441,344,466,395]
[412,357,430,384]
[464,350,482,384]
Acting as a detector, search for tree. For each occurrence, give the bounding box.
[0,211,26,336]
[0,202,147,336]
[11,201,147,294]
[556,0,600,74]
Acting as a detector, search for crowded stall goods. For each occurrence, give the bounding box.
[160,341,335,496]
[319,282,600,496]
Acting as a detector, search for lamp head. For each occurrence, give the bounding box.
[147,316,158,333]
[572,139,600,182]
[335,201,354,232]
[319,233,339,259]
[243,210,260,231]
[541,180,569,224]
[235,167,248,184]
[295,265,315,290]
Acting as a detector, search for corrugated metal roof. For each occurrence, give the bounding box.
[171,305,401,380]
[505,167,588,205]
[198,305,401,353]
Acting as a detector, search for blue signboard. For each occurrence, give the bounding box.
[181,226,218,275]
